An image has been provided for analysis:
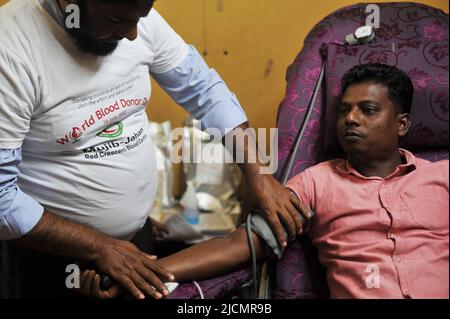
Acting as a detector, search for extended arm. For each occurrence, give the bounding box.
[157,228,268,282]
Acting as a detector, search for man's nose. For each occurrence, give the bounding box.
[345,108,361,126]
[119,25,138,41]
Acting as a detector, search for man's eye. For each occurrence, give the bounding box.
[339,106,349,115]
[362,107,376,114]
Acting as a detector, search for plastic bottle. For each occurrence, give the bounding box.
[180,181,200,225]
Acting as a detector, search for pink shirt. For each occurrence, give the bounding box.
[286,149,449,299]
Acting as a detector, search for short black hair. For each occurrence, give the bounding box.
[341,63,414,114]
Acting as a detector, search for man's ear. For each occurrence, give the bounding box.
[397,113,411,138]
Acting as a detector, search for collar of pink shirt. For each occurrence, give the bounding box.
[336,149,418,180]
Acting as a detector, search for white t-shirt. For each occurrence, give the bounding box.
[0,0,189,239]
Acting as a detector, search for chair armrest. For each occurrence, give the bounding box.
[167,267,252,299]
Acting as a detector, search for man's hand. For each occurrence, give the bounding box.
[224,122,313,248]
[92,239,175,299]
[75,269,122,299]
[14,211,175,300]
[244,173,313,247]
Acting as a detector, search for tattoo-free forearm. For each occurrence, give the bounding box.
[15,210,176,300]
[14,210,111,261]
[157,228,267,282]
[223,122,265,179]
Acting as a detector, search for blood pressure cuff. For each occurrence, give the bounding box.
[240,214,285,259]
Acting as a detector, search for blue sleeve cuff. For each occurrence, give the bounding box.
[0,148,44,240]
[152,45,248,137]
[199,92,248,136]
[0,187,44,240]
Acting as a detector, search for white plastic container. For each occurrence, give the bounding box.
[180,181,200,225]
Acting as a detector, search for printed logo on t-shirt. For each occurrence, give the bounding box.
[55,97,147,145]
[98,122,124,138]
[82,127,148,160]
[55,73,150,146]
[70,127,83,144]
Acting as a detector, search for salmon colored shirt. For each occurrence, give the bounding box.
[286,149,449,299]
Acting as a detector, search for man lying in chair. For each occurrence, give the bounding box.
[79,63,449,299]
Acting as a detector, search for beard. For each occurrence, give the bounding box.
[63,0,119,56]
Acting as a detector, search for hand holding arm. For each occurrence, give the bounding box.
[15,211,174,299]
[223,123,313,248]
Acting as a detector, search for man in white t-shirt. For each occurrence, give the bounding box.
[0,0,308,298]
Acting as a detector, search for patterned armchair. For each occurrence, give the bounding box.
[169,2,449,299]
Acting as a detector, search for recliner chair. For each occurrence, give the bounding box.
[273,1,449,299]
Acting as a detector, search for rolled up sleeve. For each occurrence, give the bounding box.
[151,45,248,137]
[0,148,43,240]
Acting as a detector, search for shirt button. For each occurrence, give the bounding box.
[395,257,401,263]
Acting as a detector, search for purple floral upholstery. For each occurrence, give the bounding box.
[168,2,449,300]
[274,2,448,299]
[272,237,329,299]
[167,267,252,299]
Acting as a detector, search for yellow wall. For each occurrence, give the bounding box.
[149,0,448,130]
[1,0,448,195]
